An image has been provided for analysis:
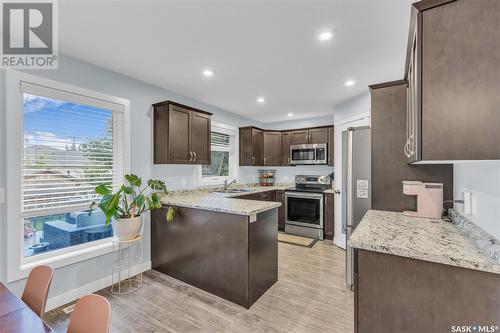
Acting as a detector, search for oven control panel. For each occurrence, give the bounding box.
[295,175,331,186]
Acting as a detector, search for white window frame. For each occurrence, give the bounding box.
[198,122,239,187]
[5,71,130,282]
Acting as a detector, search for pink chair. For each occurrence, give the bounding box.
[21,265,54,319]
[67,294,111,333]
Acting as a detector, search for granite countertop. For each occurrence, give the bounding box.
[159,184,289,216]
[349,209,500,275]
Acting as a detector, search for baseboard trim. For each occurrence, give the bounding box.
[45,261,151,311]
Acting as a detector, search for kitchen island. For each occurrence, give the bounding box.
[349,210,500,333]
[151,187,283,308]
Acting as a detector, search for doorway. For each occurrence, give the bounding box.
[333,114,370,249]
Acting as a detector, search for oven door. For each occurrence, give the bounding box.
[285,192,324,229]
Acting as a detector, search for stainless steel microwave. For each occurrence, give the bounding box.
[290,143,327,165]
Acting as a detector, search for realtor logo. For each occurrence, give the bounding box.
[1,0,58,68]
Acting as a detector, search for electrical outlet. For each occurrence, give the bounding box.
[0,188,5,204]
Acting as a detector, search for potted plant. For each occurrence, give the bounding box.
[90,174,176,241]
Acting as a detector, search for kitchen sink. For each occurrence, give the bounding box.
[214,188,254,194]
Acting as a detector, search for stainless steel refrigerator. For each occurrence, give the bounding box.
[342,126,371,290]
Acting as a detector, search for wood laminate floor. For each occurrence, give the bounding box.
[45,240,353,333]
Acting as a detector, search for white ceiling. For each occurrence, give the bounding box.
[59,0,412,122]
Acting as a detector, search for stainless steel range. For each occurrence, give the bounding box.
[285,175,331,239]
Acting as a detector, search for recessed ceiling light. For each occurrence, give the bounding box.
[202,69,214,77]
[318,31,333,41]
[344,80,355,87]
[257,97,265,104]
[287,112,294,117]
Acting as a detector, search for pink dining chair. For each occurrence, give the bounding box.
[67,294,111,333]
[21,265,54,319]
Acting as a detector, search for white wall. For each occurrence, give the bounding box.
[262,115,334,131]
[334,91,370,123]
[0,55,258,308]
[239,165,334,185]
[453,161,500,240]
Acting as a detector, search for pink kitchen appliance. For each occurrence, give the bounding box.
[402,181,443,219]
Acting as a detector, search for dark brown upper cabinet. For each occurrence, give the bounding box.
[404,0,500,162]
[327,126,334,166]
[369,81,454,212]
[240,125,334,167]
[290,130,309,145]
[252,128,264,166]
[290,128,329,145]
[239,127,264,166]
[263,131,281,166]
[153,101,212,165]
[281,132,291,165]
[308,128,329,144]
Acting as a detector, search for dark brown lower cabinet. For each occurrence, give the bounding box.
[261,190,274,201]
[323,193,334,239]
[275,190,285,231]
[236,191,282,230]
[236,190,274,201]
[151,207,278,309]
[355,249,500,333]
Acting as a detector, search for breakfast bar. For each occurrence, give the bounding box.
[349,210,500,333]
[151,189,281,308]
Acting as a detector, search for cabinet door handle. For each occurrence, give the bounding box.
[252,156,255,165]
[325,195,327,204]
[193,151,197,162]
[263,157,266,165]
[189,151,193,162]
[408,134,415,157]
[404,140,410,158]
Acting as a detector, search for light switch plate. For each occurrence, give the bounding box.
[463,191,472,215]
[0,188,5,204]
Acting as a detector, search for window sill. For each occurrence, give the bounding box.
[199,176,229,187]
[9,239,116,282]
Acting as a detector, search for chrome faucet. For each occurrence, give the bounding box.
[223,178,237,192]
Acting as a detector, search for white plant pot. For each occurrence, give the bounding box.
[112,216,143,241]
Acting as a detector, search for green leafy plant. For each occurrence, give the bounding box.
[90,174,177,225]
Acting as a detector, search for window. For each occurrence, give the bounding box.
[22,93,121,257]
[202,132,230,178]
[6,71,130,281]
[198,123,238,186]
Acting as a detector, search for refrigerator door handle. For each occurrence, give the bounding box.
[346,129,354,235]
[345,129,355,290]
